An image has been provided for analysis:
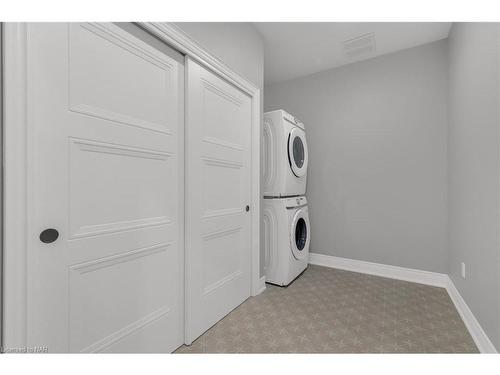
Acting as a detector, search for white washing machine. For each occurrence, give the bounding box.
[263,110,308,197]
[263,196,310,286]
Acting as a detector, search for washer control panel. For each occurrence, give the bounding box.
[285,196,307,209]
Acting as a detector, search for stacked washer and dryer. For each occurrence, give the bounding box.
[263,110,310,286]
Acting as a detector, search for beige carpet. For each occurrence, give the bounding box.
[176,265,478,353]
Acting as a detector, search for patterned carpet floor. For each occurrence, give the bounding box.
[176,265,478,353]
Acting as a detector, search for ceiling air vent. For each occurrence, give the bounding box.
[342,32,376,59]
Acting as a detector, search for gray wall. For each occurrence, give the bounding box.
[265,40,449,273]
[448,23,500,350]
[175,23,266,276]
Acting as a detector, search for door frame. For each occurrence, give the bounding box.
[2,22,262,349]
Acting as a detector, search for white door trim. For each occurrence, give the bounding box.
[137,23,259,96]
[2,23,29,348]
[137,22,261,297]
[2,22,261,348]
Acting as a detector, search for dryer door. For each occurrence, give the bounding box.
[290,208,310,260]
[288,127,308,177]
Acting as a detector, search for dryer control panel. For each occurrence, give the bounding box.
[285,196,308,209]
[282,111,305,130]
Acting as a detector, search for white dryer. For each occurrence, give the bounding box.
[263,196,310,286]
[263,110,308,197]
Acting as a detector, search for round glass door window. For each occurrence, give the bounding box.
[288,128,308,177]
[295,217,307,251]
[293,136,305,168]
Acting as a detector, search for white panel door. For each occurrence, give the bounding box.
[185,58,252,344]
[25,23,184,352]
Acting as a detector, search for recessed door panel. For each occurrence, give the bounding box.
[202,227,243,294]
[68,23,176,134]
[68,138,173,239]
[201,80,244,150]
[202,158,243,215]
[68,243,173,352]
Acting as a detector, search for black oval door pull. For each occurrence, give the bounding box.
[40,228,59,244]
[245,205,250,212]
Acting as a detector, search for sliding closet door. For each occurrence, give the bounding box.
[24,23,184,352]
[185,58,252,344]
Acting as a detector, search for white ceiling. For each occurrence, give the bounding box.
[253,23,452,85]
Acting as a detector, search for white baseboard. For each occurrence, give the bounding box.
[256,276,266,295]
[309,252,448,287]
[445,277,497,353]
[308,252,497,353]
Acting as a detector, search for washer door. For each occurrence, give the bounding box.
[288,127,308,178]
[290,208,310,260]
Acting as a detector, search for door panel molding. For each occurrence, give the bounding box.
[203,270,243,296]
[70,242,172,274]
[81,305,172,353]
[201,78,243,106]
[201,226,243,241]
[201,156,243,169]
[202,136,244,151]
[72,138,173,161]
